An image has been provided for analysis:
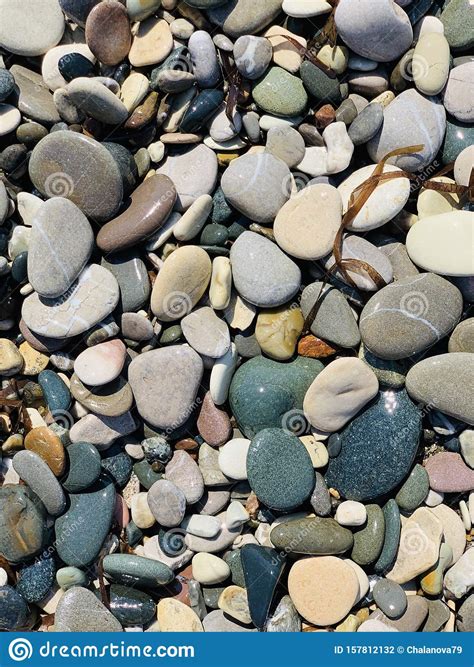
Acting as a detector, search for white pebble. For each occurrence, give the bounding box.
[459,500,471,532]
[218,438,250,480]
[131,492,156,529]
[0,567,8,586]
[173,195,213,242]
[181,514,221,538]
[210,257,232,310]
[192,552,230,585]
[225,501,249,530]
[210,343,238,406]
[335,500,367,527]
[424,488,445,507]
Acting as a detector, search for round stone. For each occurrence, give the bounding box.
[192,553,231,585]
[147,479,186,528]
[63,442,102,493]
[221,152,291,224]
[373,579,407,619]
[247,428,315,512]
[288,556,359,626]
[233,36,272,80]
[335,500,367,527]
[165,450,204,504]
[444,63,474,123]
[74,339,126,387]
[348,103,383,145]
[85,0,131,66]
[29,131,123,222]
[0,104,21,137]
[181,307,230,358]
[0,0,65,57]
[265,126,305,168]
[218,438,250,480]
[253,66,308,117]
[157,598,203,632]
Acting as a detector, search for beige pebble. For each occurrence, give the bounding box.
[264,26,306,73]
[192,552,230,585]
[120,72,150,112]
[413,32,450,96]
[173,194,213,242]
[131,492,156,529]
[0,338,23,375]
[223,291,256,331]
[317,45,349,75]
[417,176,460,218]
[255,305,304,361]
[218,586,251,625]
[299,435,329,469]
[147,141,165,163]
[0,104,21,137]
[335,501,367,527]
[209,257,232,311]
[371,90,395,107]
[157,598,203,631]
[129,18,173,67]
[19,341,49,375]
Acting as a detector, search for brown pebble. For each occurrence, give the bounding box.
[97,174,177,253]
[298,335,337,359]
[160,133,202,145]
[124,92,159,130]
[298,123,324,147]
[245,491,260,520]
[315,104,336,129]
[24,426,66,477]
[19,320,68,354]
[19,341,49,375]
[85,0,131,66]
[197,391,232,448]
[175,438,199,452]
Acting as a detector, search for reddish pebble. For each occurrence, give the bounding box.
[85,0,131,66]
[424,452,474,493]
[298,335,337,359]
[114,493,130,529]
[197,391,232,447]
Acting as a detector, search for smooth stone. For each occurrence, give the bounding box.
[197,392,232,447]
[348,103,383,145]
[255,305,304,361]
[444,549,474,599]
[157,598,203,632]
[192,553,230,585]
[229,355,323,438]
[29,131,123,222]
[0,339,23,375]
[374,500,401,575]
[300,282,361,349]
[74,340,126,387]
[58,0,100,26]
[303,357,379,433]
[413,32,450,96]
[460,429,474,467]
[263,26,305,74]
[373,579,407,619]
[208,0,283,39]
[386,508,443,584]
[0,104,21,136]
[335,501,367,527]
[99,179,175,256]
[17,555,56,604]
[0,485,48,564]
[338,164,410,232]
[121,313,153,341]
[165,450,205,504]
[217,586,251,624]
[406,353,474,426]
[288,556,359,626]
[454,146,474,188]
[108,584,155,626]
[253,66,308,117]
[22,264,119,339]
[425,451,474,493]
[70,412,136,450]
[55,586,122,632]
[221,153,290,224]
[66,77,128,124]
[324,235,393,291]
[335,0,412,62]
[183,515,221,540]
[199,442,232,487]
[241,545,284,629]
[24,425,66,477]
[441,0,474,49]
[100,443,133,487]
[265,126,305,168]
[360,274,463,361]
[424,599,451,632]
[13,450,65,516]
[367,89,446,172]
[85,0,131,66]
[406,211,474,277]
[265,595,301,632]
[57,52,95,85]
[233,36,272,80]
[246,428,314,512]
[395,464,429,512]
[128,346,203,431]
[326,390,421,502]
[202,609,254,631]
[28,198,94,299]
[55,476,115,566]
[351,504,385,566]
[0,586,30,631]
[185,511,242,554]
[271,517,353,555]
[179,89,223,134]
[181,307,230,358]
[274,184,342,260]
[442,118,474,165]
[127,0,161,20]
[230,231,301,308]
[420,542,454,596]
[0,0,64,56]
[188,30,220,88]
[151,245,211,321]
[196,490,231,516]
[174,195,213,242]
[457,595,474,632]
[370,596,428,632]
[156,144,217,211]
[0,69,15,102]
[63,442,101,493]
[103,553,173,588]
[444,63,474,123]
[10,65,60,126]
[311,472,332,517]
[300,60,342,106]
[129,17,173,67]
[217,439,249,481]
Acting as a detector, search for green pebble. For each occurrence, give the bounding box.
[159,324,182,346]
[395,464,429,512]
[56,566,89,590]
[351,504,385,566]
[442,118,474,165]
[103,554,174,588]
[253,67,308,117]
[374,499,401,575]
[211,186,233,225]
[270,517,353,555]
[200,224,229,247]
[359,343,408,388]
[133,460,162,490]
[440,0,474,49]
[300,60,342,105]
[224,549,244,587]
[63,442,101,493]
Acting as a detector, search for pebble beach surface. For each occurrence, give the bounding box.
[0,0,473,635]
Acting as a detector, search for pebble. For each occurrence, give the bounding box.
[395,464,429,512]
[28,198,94,298]
[0,485,48,563]
[66,77,128,125]
[271,516,353,555]
[370,595,428,632]
[185,511,242,554]
[265,126,305,168]
[103,554,173,588]
[157,144,218,211]
[360,274,463,361]
[221,153,291,224]
[85,0,131,66]
[208,1,283,39]
[13,450,65,516]
[348,103,383,145]
[0,339,23,375]
[351,504,385,566]
[0,585,30,631]
[157,598,203,632]
[300,282,360,349]
[17,556,55,604]
[253,66,308,117]
[218,438,250,480]
[74,339,126,387]
[444,548,474,599]
[55,587,122,632]
[303,357,379,433]
[444,63,474,123]
[189,31,220,88]
[128,346,203,431]
[324,235,394,291]
[63,442,101,493]
[24,425,66,477]
[11,65,60,126]
[192,553,230,585]
[182,307,230,358]
[413,32,450,96]
[0,0,65,57]
[425,451,474,493]
[147,479,186,528]
[166,450,205,504]
[230,231,301,308]
[0,104,21,137]
[129,17,173,67]
[335,501,367,527]
[373,579,407,619]
[255,305,304,361]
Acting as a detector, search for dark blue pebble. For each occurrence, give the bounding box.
[16,555,56,603]
[38,370,71,414]
[101,443,133,488]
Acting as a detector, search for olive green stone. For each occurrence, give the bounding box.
[224,549,244,587]
[270,517,354,555]
[395,464,429,512]
[0,485,49,564]
[441,0,474,50]
[300,60,342,106]
[253,67,308,118]
[133,460,162,490]
[351,504,385,566]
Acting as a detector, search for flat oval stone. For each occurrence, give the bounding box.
[208,0,283,39]
[271,517,353,555]
[129,17,173,67]
[234,35,272,80]
[300,60,342,106]
[107,584,155,626]
[229,355,323,438]
[189,30,220,88]
[367,89,446,172]
[360,273,463,361]
[0,104,21,137]
[29,131,123,222]
[66,77,129,125]
[373,579,407,619]
[374,499,401,575]
[0,0,65,57]
[406,352,474,425]
[22,264,120,339]
[323,235,394,291]
[395,464,429,512]
[63,442,102,493]
[430,504,466,565]
[24,425,66,477]
[253,66,308,117]
[182,307,230,358]
[157,144,218,211]
[338,164,410,232]
[274,183,342,260]
[128,346,203,431]
[348,102,383,145]
[10,65,60,126]
[247,428,314,511]
[103,553,174,587]
[157,598,203,632]
[28,198,94,299]
[97,175,177,253]
[230,231,301,308]
[74,339,126,387]
[406,211,474,277]
[0,585,30,631]
[351,504,385,566]
[335,0,412,62]
[85,0,131,66]
[56,50,96,86]
[326,389,422,502]
[221,153,291,224]
[13,450,66,517]
[165,450,205,504]
[0,485,48,564]
[55,475,115,566]
[148,479,187,528]
[425,452,474,493]
[198,391,232,447]
[55,586,122,632]
[288,556,359,626]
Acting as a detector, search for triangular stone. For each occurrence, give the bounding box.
[241,544,285,629]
